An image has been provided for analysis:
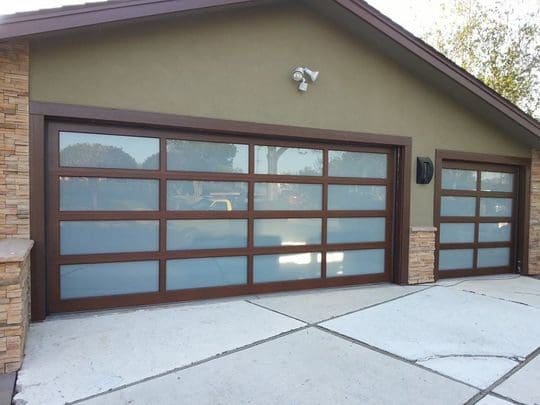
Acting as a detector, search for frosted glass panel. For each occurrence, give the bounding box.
[59,132,159,169]
[167,220,247,250]
[254,218,321,247]
[479,223,511,242]
[60,261,158,299]
[60,177,159,211]
[167,180,247,211]
[328,185,386,210]
[60,221,158,255]
[477,248,510,268]
[327,218,385,244]
[254,253,321,283]
[441,169,477,190]
[480,198,513,217]
[167,257,246,290]
[481,171,514,192]
[328,151,387,178]
[255,146,322,176]
[254,183,322,210]
[439,223,475,243]
[439,249,474,270]
[167,140,248,173]
[327,249,385,277]
[441,197,476,217]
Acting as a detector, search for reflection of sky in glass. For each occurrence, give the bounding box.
[481,171,514,192]
[60,132,159,165]
[255,146,322,175]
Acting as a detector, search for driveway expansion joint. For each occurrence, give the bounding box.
[313,324,483,392]
[467,346,540,405]
[67,325,310,405]
[461,289,533,307]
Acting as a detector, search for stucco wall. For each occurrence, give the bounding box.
[28,5,531,226]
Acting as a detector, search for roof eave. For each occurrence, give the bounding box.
[1,0,538,143]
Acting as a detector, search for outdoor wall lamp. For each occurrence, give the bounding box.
[416,157,434,184]
[292,66,319,92]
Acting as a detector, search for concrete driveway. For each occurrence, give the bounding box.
[13,275,540,405]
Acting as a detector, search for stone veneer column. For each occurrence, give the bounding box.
[0,40,30,239]
[408,227,436,284]
[0,239,33,373]
[529,150,540,275]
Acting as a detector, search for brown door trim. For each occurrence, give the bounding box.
[29,101,411,319]
[434,149,531,280]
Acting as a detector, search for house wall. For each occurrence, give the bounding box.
[28,5,532,228]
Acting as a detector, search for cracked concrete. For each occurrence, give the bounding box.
[494,355,540,405]
[13,276,540,404]
[321,286,540,390]
[442,276,540,308]
[13,301,304,405]
[79,328,477,405]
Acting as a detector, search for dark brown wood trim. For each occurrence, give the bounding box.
[0,0,256,39]
[30,101,412,147]
[29,102,411,315]
[436,150,531,167]
[393,142,411,284]
[29,113,47,321]
[517,163,531,275]
[50,274,389,313]
[434,149,531,280]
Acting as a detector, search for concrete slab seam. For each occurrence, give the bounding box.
[313,325,482,392]
[437,275,521,288]
[245,285,434,326]
[460,289,533,307]
[66,325,310,405]
[467,346,540,405]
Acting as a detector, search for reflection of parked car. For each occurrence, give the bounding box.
[192,198,233,211]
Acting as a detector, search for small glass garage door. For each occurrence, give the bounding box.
[46,123,394,312]
[436,161,518,277]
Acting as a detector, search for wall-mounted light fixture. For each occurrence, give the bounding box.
[292,66,319,92]
[416,157,434,184]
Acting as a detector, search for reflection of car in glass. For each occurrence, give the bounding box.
[191,198,233,211]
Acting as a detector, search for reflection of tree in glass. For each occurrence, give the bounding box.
[329,152,386,178]
[61,143,139,168]
[264,147,321,175]
[445,170,477,190]
[167,141,239,172]
[264,147,322,202]
[61,178,157,210]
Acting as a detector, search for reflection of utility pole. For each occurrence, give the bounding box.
[266,147,288,201]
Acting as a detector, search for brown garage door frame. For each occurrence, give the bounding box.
[434,150,531,280]
[29,101,412,320]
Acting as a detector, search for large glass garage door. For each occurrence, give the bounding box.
[46,122,395,312]
[435,160,519,278]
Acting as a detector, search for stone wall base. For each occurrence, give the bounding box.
[0,239,32,373]
[408,227,436,284]
[529,150,540,275]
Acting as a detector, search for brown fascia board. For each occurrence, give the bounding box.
[331,0,540,137]
[0,0,258,39]
[1,0,539,143]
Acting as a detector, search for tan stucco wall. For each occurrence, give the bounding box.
[29,5,531,226]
